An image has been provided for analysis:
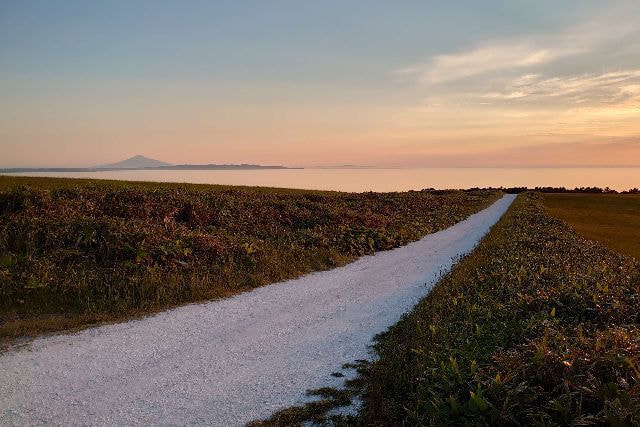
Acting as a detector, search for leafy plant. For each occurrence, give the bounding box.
[354,193,640,425]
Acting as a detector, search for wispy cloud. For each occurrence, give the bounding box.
[398,5,640,85]
[481,70,640,104]
[399,42,583,84]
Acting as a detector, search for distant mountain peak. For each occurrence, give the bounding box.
[96,155,171,169]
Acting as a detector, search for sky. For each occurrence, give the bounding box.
[1,0,640,168]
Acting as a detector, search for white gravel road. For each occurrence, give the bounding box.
[0,194,515,426]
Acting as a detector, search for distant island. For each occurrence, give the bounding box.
[0,155,296,173]
[97,155,172,169]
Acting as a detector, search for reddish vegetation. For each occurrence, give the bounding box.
[0,176,499,339]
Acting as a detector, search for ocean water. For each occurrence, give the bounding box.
[5,167,639,192]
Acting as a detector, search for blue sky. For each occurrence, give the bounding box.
[1,1,639,167]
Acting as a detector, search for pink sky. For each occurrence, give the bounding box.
[1,2,639,168]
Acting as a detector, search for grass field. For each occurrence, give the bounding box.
[0,175,339,194]
[353,193,640,425]
[544,193,640,259]
[0,176,499,341]
[257,193,640,425]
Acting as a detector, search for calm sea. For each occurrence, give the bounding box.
[6,168,639,192]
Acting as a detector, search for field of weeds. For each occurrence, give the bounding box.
[0,176,499,340]
[352,193,640,425]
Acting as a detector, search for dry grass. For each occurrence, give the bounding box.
[0,176,499,341]
[352,193,640,425]
[0,175,338,194]
[544,193,640,259]
[264,193,640,425]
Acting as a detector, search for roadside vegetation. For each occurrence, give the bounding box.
[545,193,640,259]
[0,176,499,340]
[355,193,640,425]
[257,193,640,425]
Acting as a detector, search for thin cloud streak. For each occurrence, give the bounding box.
[413,42,583,84]
[388,4,640,168]
[399,5,640,85]
[476,70,640,107]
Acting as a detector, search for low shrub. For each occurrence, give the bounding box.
[357,193,640,425]
[0,177,499,339]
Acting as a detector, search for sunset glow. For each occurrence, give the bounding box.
[1,1,639,168]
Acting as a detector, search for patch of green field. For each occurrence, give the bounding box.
[267,193,640,425]
[350,193,640,425]
[544,193,640,259]
[0,176,500,341]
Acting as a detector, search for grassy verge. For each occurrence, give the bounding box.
[354,193,640,425]
[544,193,640,260]
[0,176,499,341]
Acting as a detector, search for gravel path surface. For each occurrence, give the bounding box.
[0,194,515,426]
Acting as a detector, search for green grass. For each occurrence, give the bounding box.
[263,193,640,425]
[0,176,500,341]
[544,193,640,260]
[351,193,640,425]
[248,385,359,426]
